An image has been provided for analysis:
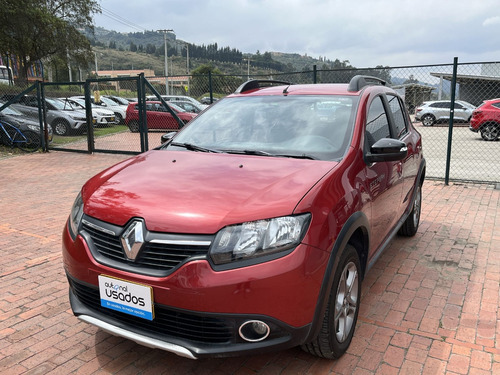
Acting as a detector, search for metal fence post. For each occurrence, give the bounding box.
[83,81,95,153]
[34,81,46,151]
[208,71,213,103]
[38,82,50,152]
[445,57,458,185]
[137,74,148,153]
[313,65,317,84]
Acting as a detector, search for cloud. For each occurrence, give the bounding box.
[483,16,500,26]
[94,0,500,67]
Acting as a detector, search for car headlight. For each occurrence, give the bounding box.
[69,114,86,121]
[27,125,40,132]
[210,214,311,266]
[69,192,84,239]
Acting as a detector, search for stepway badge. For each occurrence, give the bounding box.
[98,275,154,320]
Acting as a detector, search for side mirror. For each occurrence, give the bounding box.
[161,131,176,144]
[365,138,408,163]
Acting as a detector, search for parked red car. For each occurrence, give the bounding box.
[125,101,197,132]
[63,76,425,360]
[469,98,500,141]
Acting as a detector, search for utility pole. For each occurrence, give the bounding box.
[243,58,251,80]
[67,50,72,82]
[157,29,174,95]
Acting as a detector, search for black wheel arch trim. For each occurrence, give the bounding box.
[399,158,426,224]
[304,211,370,343]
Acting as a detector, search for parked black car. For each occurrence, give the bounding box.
[0,102,53,142]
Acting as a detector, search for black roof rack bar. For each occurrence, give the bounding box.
[235,79,292,94]
[348,75,387,92]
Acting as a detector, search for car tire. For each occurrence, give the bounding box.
[128,121,140,133]
[421,114,435,127]
[480,123,499,141]
[115,113,124,124]
[398,183,422,236]
[302,244,361,359]
[53,120,70,136]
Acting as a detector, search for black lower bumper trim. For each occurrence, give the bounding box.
[67,275,311,358]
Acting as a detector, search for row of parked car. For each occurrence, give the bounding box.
[0,93,130,136]
[414,99,500,141]
[0,93,210,137]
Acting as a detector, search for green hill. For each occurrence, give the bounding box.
[89,27,342,76]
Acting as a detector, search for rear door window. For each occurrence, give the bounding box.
[386,95,408,139]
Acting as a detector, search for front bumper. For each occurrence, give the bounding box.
[469,125,479,133]
[72,120,86,130]
[62,219,329,358]
[68,275,311,358]
[95,116,117,125]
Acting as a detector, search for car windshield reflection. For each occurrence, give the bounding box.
[169,95,358,161]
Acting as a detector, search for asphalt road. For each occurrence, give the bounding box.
[413,123,499,183]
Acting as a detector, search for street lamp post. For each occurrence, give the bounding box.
[243,58,251,80]
[183,43,190,95]
[158,29,174,95]
[94,51,99,90]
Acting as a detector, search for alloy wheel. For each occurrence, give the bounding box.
[334,261,359,343]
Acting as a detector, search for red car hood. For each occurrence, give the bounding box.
[83,150,337,233]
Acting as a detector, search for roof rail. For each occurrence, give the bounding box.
[348,75,386,92]
[234,79,292,94]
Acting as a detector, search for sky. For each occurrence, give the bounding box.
[93,0,500,68]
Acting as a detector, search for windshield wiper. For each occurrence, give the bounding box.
[274,153,317,160]
[224,149,273,156]
[170,142,221,153]
[225,149,316,160]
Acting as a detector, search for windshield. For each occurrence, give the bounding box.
[0,104,23,115]
[96,97,118,107]
[169,95,358,161]
[167,102,185,112]
[47,98,75,110]
[107,96,129,105]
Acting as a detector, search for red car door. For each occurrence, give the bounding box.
[363,95,404,258]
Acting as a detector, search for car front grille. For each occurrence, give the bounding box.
[69,277,234,344]
[81,215,213,277]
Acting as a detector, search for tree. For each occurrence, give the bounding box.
[0,0,100,84]
[404,75,419,84]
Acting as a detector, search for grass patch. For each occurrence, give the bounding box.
[0,145,31,157]
[51,124,128,145]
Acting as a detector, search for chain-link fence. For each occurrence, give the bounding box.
[1,59,499,183]
[174,60,499,184]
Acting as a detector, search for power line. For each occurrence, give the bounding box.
[98,7,146,32]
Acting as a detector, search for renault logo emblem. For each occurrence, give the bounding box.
[121,220,144,260]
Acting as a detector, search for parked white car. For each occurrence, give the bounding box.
[73,95,128,124]
[62,97,117,127]
[415,100,475,126]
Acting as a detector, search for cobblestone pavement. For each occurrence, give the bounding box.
[0,151,499,374]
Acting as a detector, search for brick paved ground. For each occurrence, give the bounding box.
[0,151,499,374]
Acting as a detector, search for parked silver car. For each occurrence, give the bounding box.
[168,100,206,114]
[415,100,475,126]
[4,95,88,136]
[146,95,208,110]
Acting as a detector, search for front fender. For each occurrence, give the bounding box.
[303,211,369,343]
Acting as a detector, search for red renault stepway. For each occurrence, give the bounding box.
[63,76,425,360]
